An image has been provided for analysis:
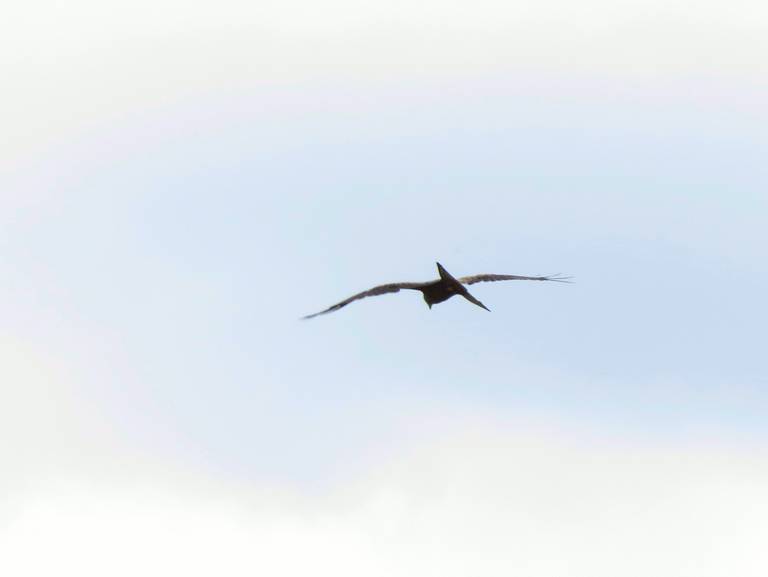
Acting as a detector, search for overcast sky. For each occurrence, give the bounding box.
[2,0,768,574]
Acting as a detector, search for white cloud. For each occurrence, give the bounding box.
[2,334,766,574]
[2,429,767,576]
[0,336,75,492]
[2,0,767,165]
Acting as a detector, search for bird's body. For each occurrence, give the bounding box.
[301,262,569,319]
[419,279,460,306]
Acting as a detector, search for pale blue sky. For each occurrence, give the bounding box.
[2,1,768,573]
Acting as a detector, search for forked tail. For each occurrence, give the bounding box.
[436,262,458,282]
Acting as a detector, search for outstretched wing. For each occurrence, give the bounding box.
[302,282,428,319]
[457,273,572,285]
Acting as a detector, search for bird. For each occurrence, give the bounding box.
[301,262,570,319]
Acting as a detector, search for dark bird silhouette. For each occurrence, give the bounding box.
[301,262,570,319]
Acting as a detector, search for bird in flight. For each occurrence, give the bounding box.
[301,262,570,319]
